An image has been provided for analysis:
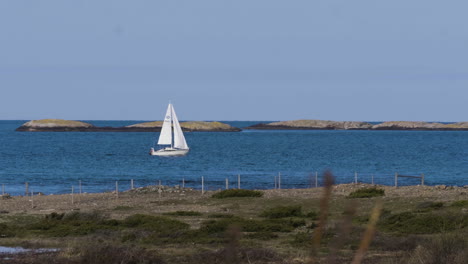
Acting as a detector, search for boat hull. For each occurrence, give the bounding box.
[150,148,189,156]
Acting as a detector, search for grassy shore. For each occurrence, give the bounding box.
[0,183,467,263]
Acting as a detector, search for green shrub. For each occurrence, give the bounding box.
[305,211,318,220]
[211,189,263,199]
[163,211,202,216]
[260,205,303,219]
[348,187,385,198]
[200,217,303,234]
[0,223,16,237]
[379,211,467,234]
[416,201,444,211]
[450,200,468,208]
[122,214,190,233]
[245,231,279,240]
[207,213,235,218]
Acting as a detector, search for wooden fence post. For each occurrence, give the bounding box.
[225,178,229,190]
[278,172,281,189]
[421,173,425,186]
[315,172,318,188]
[202,176,205,195]
[354,172,358,184]
[131,179,134,190]
[182,178,185,188]
[116,181,119,199]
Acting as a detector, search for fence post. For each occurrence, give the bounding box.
[395,173,398,187]
[225,178,229,190]
[421,173,425,186]
[131,179,134,190]
[274,176,277,189]
[371,174,374,185]
[182,178,185,188]
[116,181,119,199]
[202,176,205,195]
[354,172,358,184]
[25,182,29,196]
[71,186,74,205]
[30,190,34,208]
[237,174,240,189]
[315,172,318,188]
[278,172,281,189]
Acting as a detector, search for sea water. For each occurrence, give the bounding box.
[0,120,467,195]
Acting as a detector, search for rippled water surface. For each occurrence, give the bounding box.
[1,120,467,195]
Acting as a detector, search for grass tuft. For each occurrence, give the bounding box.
[163,211,202,216]
[260,205,303,219]
[348,187,385,198]
[211,189,263,199]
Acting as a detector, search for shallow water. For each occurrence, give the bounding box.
[1,120,467,195]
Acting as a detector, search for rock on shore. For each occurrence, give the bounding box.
[16,119,241,132]
[246,120,373,130]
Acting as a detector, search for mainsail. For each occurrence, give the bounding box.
[157,104,173,145]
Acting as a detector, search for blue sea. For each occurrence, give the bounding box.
[0,120,467,195]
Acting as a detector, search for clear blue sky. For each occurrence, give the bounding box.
[1,0,467,121]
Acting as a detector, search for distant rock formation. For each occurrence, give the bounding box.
[245,120,373,130]
[16,119,241,132]
[16,119,95,132]
[127,121,241,132]
[246,120,468,131]
[372,121,468,130]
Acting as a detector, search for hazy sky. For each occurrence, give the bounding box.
[1,0,467,121]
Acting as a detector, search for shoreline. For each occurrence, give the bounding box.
[2,183,466,215]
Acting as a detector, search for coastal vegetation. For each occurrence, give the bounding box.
[0,183,466,263]
[211,189,264,198]
[348,187,385,198]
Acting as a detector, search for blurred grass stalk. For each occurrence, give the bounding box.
[351,199,383,264]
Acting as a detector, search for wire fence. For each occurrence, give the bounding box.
[1,172,428,197]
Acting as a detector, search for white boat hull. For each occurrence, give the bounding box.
[150,148,189,156]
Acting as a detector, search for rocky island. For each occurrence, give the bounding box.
[246,120,468,131]
[245,120,373,130]
[16,119,241,132]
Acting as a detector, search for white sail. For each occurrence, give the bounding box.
[157,103,173,145]
[171,104,189,150]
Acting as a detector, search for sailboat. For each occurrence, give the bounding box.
[150,103,190,156]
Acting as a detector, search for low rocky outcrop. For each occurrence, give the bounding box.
[126,121,241,132]
[246,120,468,131]
[16,119,95,132]
[372,121,468,130]
[245,120,373,130]
[16,119,241,132]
